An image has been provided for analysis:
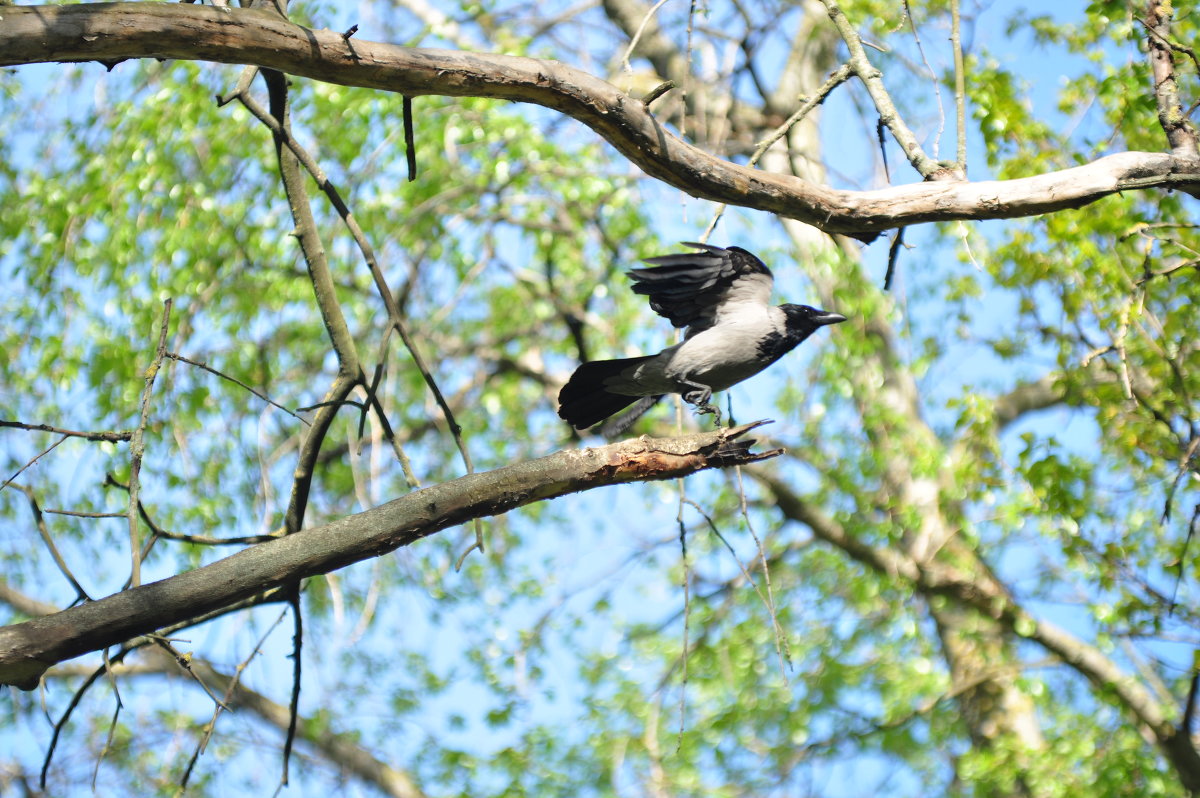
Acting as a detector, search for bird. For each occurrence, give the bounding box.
[557,242,846,432]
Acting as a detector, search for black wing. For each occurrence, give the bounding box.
[628,243,774,336]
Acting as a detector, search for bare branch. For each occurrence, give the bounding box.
[0,420,133,442]
[0,435,66,495]
[127,299,173,587]
[950,0,967,170]
[10,485,91,603]
[1145,1,1199,156]
[819,0,956,180]
[0,579,60,618]
[228,87,423,488]
[0,422,781,689]
[166,352,308,425]
[4,4,1200,238]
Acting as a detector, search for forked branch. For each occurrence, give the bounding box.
[4,4,1200,238]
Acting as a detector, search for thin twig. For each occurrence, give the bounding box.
[214,65,259,107]
[642,79,675,106]
[256,68,370,536]
[0,435,66,495]
[166,352,309,425]
[903,0,947,158]
[42,509,125,519]
[620,0,671,74]
[675,485,690,753]
[152,637,230,711]
[950,0,967,170]
[39,590,291,789]
[731,467,791,671]
[128,299,173,587]
[279,586,303,789]
[876,118,890,182]
[820,0,951,178]
[703,64,851,240]
[180,607,289,791]
[885,226,906,291]
[0,420,133,442]
[105,472,282,546]
[91,656,123,792]
[13,484,91,602]
[41,647,135,788]
[233,86,429,491]
[684,492,791,674]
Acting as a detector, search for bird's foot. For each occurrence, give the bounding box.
[684,389,721,425]
[694,402,722,425]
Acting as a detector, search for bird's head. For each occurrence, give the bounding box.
[781,304,847,335]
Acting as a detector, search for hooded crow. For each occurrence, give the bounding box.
[557,243,846,431]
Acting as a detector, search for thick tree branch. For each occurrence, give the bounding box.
[991,372,1070,431]
[4,3,1200,238]
[0,422,780,689]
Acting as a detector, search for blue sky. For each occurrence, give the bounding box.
[3,1,1193,795]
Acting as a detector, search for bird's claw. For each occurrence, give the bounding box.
[684,389,721,425]
[694,402,722,424]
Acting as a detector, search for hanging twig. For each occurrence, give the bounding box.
[402,95,417,181]
[279,585,303,790]
[90,653,123,792]
[884,226,906,291]
[37,589,291,788]
[675,485,690,753]
[233,85,443,492]
[902,0,947,159]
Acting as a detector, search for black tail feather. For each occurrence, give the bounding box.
[558,356,654,430]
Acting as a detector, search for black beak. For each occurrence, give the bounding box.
[813,311,847,326]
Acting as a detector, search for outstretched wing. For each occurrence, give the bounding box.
[628,243,774,336]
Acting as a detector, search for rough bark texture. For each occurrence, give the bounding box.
[3,3,1200,238]
[0,422,779,689]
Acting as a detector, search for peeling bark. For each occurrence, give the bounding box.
[0,422,780,689]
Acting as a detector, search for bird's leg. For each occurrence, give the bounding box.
[678,378,721,424]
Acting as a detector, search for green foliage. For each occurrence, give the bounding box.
[2,1,1199,797]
